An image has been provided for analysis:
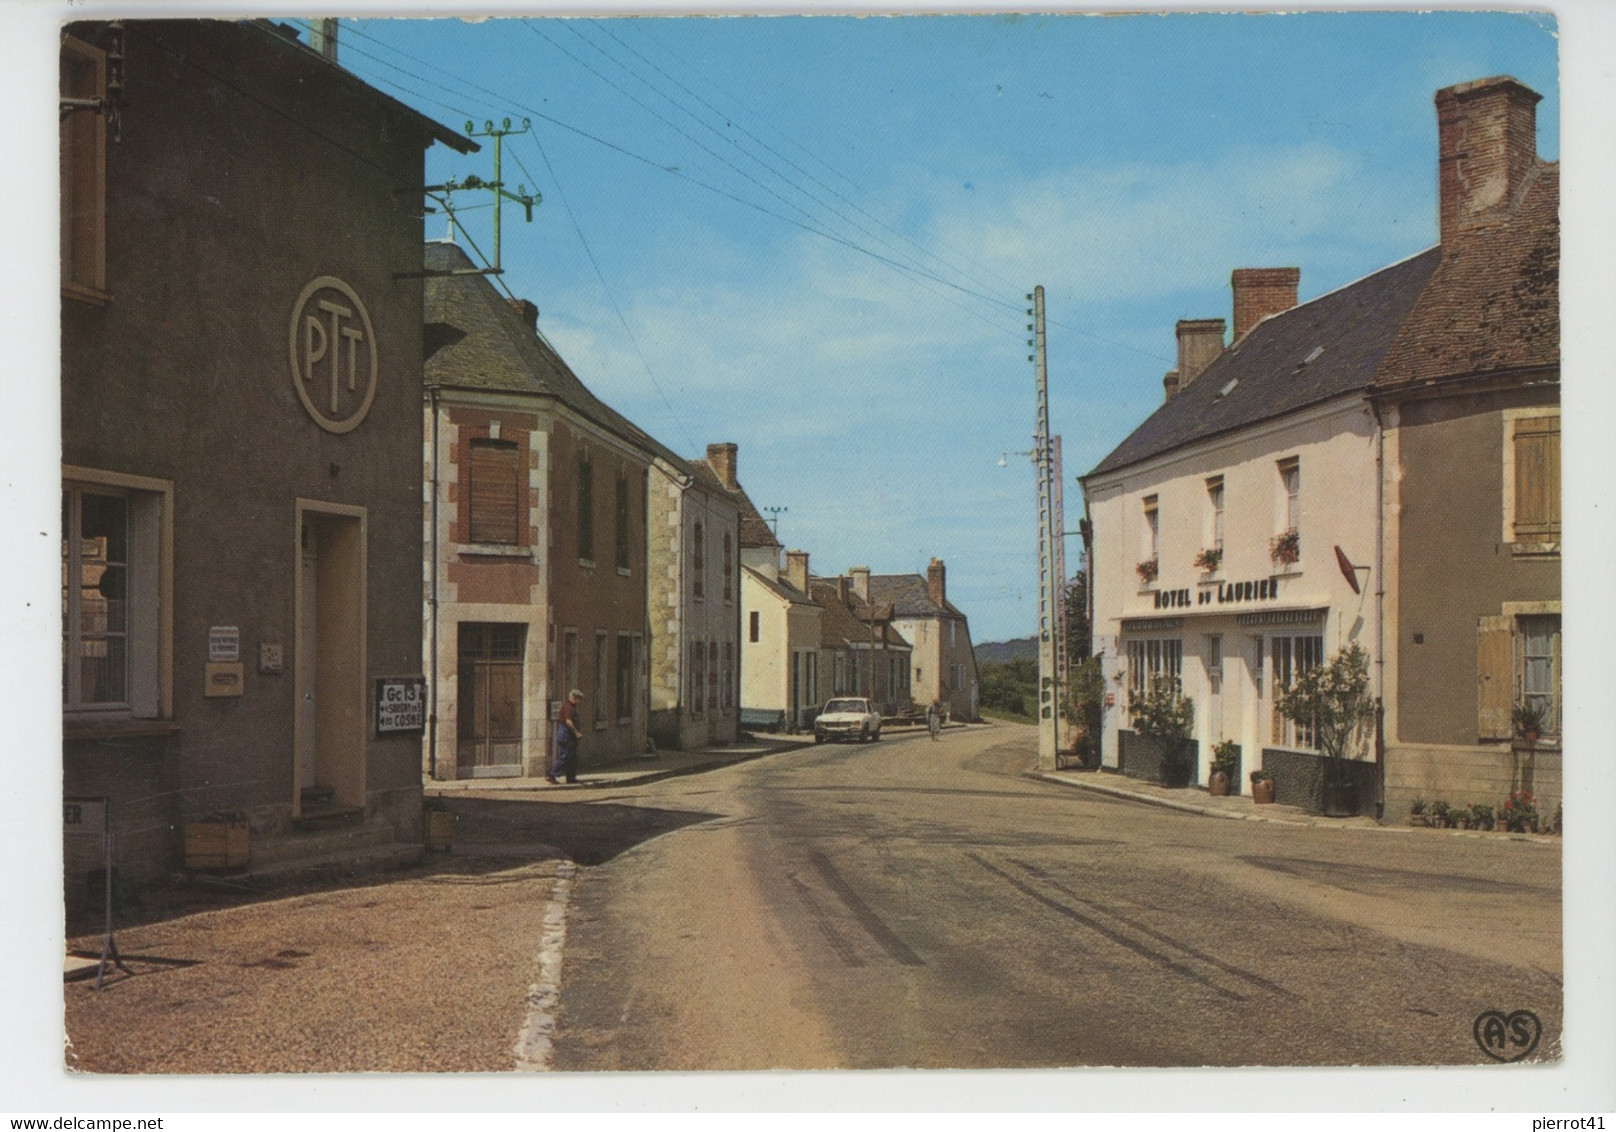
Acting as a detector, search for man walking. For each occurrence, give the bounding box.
[548,689,584,784]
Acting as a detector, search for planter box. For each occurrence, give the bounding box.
[1118,730,1198,787]
[184,816,250,869]
[1260,747,1376,817]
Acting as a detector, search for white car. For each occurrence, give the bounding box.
[814,697,882,743]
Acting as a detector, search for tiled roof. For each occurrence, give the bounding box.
[868,574,966,620]
[1085,247,1442,479]
[743,565,817,607]
[811,580,913,650]
[1373,164,1559,390]
[422,241,685,468]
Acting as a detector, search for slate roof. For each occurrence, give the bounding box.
[422,241,686,470]
[810,580,911,649]
[1085,247,1443,479]
[868,574,967,621]
[1373,164,1559,390]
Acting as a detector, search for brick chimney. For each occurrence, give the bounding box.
[1437,76,1541,242]
[927,558,946,608]
[850,566,870,603]
[508,298,539,329]
[785,550,809,594]
[1163,370,1180,402]
[308,18,339,61]
[706,442,739,491]
[1175,318,1226,388]
[1231,268,1300,342]
[837,575,850,604]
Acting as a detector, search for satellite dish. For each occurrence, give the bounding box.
[1334,545,1362,595]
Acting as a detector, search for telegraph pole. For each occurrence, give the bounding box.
[1030,285,1058,771]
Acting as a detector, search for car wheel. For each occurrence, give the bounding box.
[872,728,881,741]
[814,733,824,744]
[859,726,869,743]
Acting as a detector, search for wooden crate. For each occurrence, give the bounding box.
[184,818,250,869]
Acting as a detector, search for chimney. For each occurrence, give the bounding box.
[1437,76,1541,242]
[706,443,739,491]
[308,18,339,62]
[508,298,539,329]
[1175,318,1226,390]
[1163,370,1180,402]
[1231,268,1300,342]
[837,575,850,604]
[850,566,870,603]
[785,550,809,594]
[927,558,946,608]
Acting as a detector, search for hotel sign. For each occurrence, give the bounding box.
[290,276,378,434]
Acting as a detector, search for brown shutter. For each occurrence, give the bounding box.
[1476,615,1514,740]
[469,440,520,544]
[1513,416,1560,541]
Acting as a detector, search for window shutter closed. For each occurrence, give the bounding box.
[1513,416,1560,540]
[1476,615,1514,740]
[469,440,520,544]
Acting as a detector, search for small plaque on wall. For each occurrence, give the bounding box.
[205,663,245,697]
[375,676,427,735]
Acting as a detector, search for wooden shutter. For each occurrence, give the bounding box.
[1476,615,1514,740]
[1513,416,1560,541]
[468,440,519,544]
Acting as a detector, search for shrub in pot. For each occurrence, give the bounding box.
[1128,674,1195,787]
[1208,740,1239,797]
[1273,643,1376,817]
[1250,768,1275,805]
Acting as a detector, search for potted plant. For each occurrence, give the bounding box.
[1208,740,1239,796]
[1428,799,1451,829]
[1269,527,1301,568]
[1469,802,1496,832]
[1249,768,1275,805]
[1193,547,1223,573]
[1273,643,1376,817]
[1135,557,1159,586]
[1128,673,1195,787]
[1511,700,1548,744]
[1408,798,1427,827]
[1450,805,1471,831]
[1503,789,1538,834]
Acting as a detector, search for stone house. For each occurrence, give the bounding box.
[61,19,472,899]
[865,559,979,720]
[740,550,823,731]
[421,240,678,777]
[1370,77,1560,822]
[810,575,912,715]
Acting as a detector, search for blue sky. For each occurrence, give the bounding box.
[311,10,1560,642]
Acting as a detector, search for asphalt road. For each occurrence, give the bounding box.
[548,722,1562,1070]
[61,720,1561,1074]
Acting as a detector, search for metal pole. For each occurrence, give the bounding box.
[1031,286,1057,771]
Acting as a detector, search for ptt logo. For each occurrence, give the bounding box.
[289,276,378,434]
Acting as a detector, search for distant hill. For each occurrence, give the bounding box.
[975,637,1037,665]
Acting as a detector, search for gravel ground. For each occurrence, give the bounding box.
[64,852,566,1074]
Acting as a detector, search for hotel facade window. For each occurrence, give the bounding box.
[1278,457,1300,540]
[1269,633,1323,748]
[1143,495,1159,563]
[1207,476,1225,555]
[1125,637,1183,705]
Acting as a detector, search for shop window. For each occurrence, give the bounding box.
[467,438,520,545]
[1270,633,1323,748]
[456,623,524,771]
[1509,415,1560,544]
[62,476,167,718]
[61,35,107,299]
[614,473,631,570]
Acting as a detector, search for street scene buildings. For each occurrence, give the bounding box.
[47,14,1582,1092]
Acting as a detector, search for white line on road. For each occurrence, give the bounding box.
[513,859,577,1071]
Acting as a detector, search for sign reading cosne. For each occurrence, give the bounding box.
[289,276,378,434]
[375,676,427,736]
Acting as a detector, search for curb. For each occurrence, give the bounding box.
[1027,771,1338,829]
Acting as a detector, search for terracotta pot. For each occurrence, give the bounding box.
[1252,779,1275,805]
[1208,770,1231,797]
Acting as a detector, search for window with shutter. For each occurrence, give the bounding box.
[576,457,594,562]
[614,474,631,570]
[468,439,520,545]
[1512,416,1560,542]
[61,36,107,299]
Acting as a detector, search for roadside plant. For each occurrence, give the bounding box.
[1210,740,1240,777]
[1503,789,1539,833]
[1063,655,1106,767]
[1135,557,1159,586]
[1270,527,1301,566]
[1129,674,1194,746]
[1409,798,1426,816]
[1249,768,1273,785]
[1429,800,1451,827]
[1469,802,1495,831]
[1193,547,1223,572]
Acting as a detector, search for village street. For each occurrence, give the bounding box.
[63,721,1561,1073]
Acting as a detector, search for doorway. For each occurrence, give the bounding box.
[294,504,367,814]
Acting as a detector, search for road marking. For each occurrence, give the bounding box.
[513,860,576,1071]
